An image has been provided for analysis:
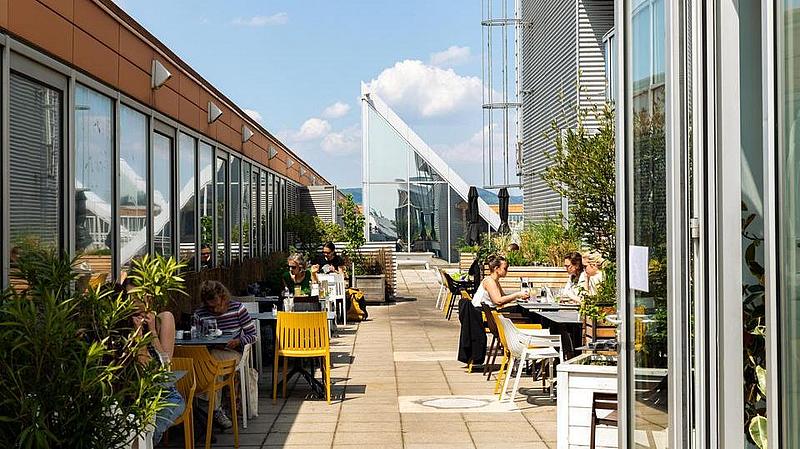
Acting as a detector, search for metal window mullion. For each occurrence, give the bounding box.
[1,45,8,287]
[113,96,120,276]
[147,115,154,256]
[762,0,781,445]
[67,76,76,260]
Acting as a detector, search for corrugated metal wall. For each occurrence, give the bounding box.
[520,0,577,223]
[577,0,615,129]
[520,0,613,224]
[298,185,337,224]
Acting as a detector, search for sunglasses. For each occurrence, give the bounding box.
[287,265,299,270]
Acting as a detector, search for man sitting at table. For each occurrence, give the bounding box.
[194,280,257,429]
[312,242,345,275]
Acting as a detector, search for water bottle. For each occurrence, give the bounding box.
[190,315,199,340]
[272,304,278,317]
[311,282,319,297]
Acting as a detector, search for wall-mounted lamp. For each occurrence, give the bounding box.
[208,102,223,123]
[242,125,254,143]
[287,159,294,169]
[151,60,172,89]
[269,146,278,159]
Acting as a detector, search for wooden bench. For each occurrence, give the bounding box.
[395,252,434,269]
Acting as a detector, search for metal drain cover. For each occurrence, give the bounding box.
[416,397,492,410]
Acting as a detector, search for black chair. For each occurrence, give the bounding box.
[442,271,468,320]
[590,392,618,449]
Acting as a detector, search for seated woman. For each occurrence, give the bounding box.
[119,273,184,445]
[312,242,345,275]
[470,255,530,309]
[582,252,605,296]
[561,251,586,302]
[283,253,319,296]
[193,280,257,429]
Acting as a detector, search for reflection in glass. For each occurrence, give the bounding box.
[178,133,196,266]
[252,168,259,257]
[367,106,408,182]
[74,85,112,276]
[260,171,268,255]
[409,183,447,258]
[269,173,275,252]
[9,74,62,258]
[119,105,148,266]
[152,133,173,257]
[779,1,800,444]
[629,0,668,443]
[216,156,228,265]
[241,162,251,259]
[199,142,214,269]
[368,184,408,245]
[411,153,444,182]
[230,157,241,261]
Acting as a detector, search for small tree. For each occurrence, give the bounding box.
[542,104,616,260]
[339,194,365,270]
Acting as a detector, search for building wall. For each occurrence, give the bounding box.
[519,0,613,223]
[0,0,326,187]
[520,0,577,223]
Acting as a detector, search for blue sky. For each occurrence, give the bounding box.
[115,0,489,188]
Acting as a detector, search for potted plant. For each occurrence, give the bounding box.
[579,264,617,345]
[0,242,172,448]
[353,249,387,303]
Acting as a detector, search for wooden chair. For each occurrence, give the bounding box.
[167,357,196,449]
[173,346,239,449]
[272,311,332,404]
[590,392,618,449]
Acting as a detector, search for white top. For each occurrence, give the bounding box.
[586,271,604,296]
[563,272,586,300]
[471,281,493,308]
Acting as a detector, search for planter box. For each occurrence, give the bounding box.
[582,316,618,345]
[459,252,476,271]
[354,274,386,303]
[557,354,618,449]
[487,265,571,291]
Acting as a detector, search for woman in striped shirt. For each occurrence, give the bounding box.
[194,280,257,429]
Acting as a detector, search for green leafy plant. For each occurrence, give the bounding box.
[518,218,582,266]
[0,243,169,449]
[578,263,617,322]
[542,104,616,260]
[353,249,386,276]
[339,194,366,270]
[126,253,188,312]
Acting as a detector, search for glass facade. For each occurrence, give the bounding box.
[216,156,228,266]
[178,133,197,266]
[152,132,173,257]
[74,84,112,276]
[241,161,251,259]
[198,141,214,269]
[119,105,148,267]
[362,97,497,262]
[9,73,62,258]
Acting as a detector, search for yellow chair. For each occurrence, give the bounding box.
[167,357,196,449]
[173,346,239,449]
[273,311,332,404]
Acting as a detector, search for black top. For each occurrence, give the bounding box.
[315,254,344,273]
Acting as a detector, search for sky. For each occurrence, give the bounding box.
[114,0,491,189]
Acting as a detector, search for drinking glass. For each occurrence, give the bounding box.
[206,318,218,337]
[201,319,209,337]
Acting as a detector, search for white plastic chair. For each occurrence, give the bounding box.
[236,343,256,428]
[435,269,447,310]
[497,315,563,403]
[319,273,347,325]
[241,302,262,382]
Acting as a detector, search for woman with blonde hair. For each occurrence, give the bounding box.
[283,253,319,296]
[582,251,606,296]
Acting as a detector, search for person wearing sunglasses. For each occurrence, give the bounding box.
[312,241,345,275]
[283,253,319,296]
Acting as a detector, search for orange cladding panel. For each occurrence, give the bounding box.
[10,0,73,63]
[118,56,150,104]
[119,26,152,72]
[74,28,118,87]
[74,0,118,51]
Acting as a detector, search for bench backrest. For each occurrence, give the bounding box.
[485,266,570,291]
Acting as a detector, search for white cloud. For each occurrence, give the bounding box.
[321,125,360,155]
[242,108,263,123]
[232,13,288,27]
[433,123,511,163]
[292,118,332,141]
[321,102,351,119]
[430,46,472,67]
[365,60,483,118]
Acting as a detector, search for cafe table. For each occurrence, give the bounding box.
[175,333,235,346]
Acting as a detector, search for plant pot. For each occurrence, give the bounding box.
[582,311,617,345]
[557,354,618,449]
[354,274,386,303]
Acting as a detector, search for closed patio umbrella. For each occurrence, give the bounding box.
[466,186,480,245]
[498,188,510,234]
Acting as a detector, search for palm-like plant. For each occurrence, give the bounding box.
[0,243,169,449]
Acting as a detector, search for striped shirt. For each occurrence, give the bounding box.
[194,301,257,346]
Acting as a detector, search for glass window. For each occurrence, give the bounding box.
[449,187,467,262]
[628,0,668,443]
[198,142,214,269]
[410,153,444,183]
[268,173,275,252]
[241,162,251,259]
[260,171,268,255]
[779,0,800,444]
[251,167,259,257]
[230,156,241,261]
[409,183,446,259]
[74,84,112,277]
[215,156,228,265]
[367,106,408,183]
[367,184,408,245]
[119,105,148,267]
[178,133,196,266]
[9,73,62,259]
[152,132,173,257]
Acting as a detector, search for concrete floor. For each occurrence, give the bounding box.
[163,267,557,448]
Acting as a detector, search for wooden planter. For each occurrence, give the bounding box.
[459,252,476,271]
[582,310,617,345]
[353,274,386,303]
